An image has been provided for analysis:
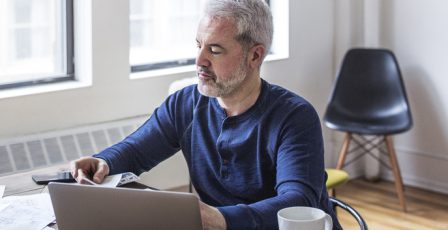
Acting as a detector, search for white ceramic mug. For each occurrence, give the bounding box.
[277,206,333,230]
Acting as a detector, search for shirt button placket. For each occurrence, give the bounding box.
[221,159,230,180]
[219,119,231,180]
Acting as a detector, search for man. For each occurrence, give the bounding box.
[71,0,342,229]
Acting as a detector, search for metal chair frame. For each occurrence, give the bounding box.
[330,197,368,230]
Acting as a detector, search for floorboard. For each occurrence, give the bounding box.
[336,179,448,230]
[171,179,448,229]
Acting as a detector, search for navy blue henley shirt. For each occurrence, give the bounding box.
[95,79,342,230]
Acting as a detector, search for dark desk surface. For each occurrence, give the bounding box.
[0,164,69,197]
[0,164,155,230]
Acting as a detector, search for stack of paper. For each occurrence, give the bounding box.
[0,193,55,230]
[0,172,140,230]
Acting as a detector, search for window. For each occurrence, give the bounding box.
[129,0,206,72]
[130,0,273,73]
[0,0,74,90]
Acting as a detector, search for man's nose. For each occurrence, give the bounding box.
[196,48,211,67]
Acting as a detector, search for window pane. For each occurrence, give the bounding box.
[13,0,31,23]
[129,0,207,69]
[0,0,72,87]
[129,0,271,72]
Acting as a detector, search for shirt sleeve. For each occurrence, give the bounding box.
[218,104,328,230]
[94,91,188,176]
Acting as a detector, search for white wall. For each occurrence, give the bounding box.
[0,0,337,185]
[333,0,448,194]
[3,0,447,195]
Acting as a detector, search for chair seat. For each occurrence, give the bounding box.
[326,169,349,189]
[325,110,412,135]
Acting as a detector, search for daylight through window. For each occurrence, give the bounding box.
[129,0,206,72]
[129,0,272,73]
[0,0,74,89]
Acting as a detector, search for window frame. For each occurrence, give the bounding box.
[130,0,271,73]
[0,0,75,90]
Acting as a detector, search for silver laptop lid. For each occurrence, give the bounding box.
[48,182,203,230]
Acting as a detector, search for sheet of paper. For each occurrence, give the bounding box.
[80,172,139,187]
[81,174,121,187]
[0,193,55,230]
[99,174,122,187]
[0,203,9,212]
[0,185,5,198]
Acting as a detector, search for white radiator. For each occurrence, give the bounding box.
[0,116,146,176]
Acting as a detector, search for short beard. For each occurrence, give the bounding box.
[197,59,249,98]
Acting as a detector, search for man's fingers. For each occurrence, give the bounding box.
[70,157,90,179]
[80,177,96,185]
[93,171,106,184]
[69,157,109,184]
[76,168,88,182]
[92,160,109,184]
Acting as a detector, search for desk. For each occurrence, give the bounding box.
[0,164,70,229]
[0,164,155,230]
[0,164,69,197]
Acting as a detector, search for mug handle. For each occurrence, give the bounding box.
[324,213,333,230]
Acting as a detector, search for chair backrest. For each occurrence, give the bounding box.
[324,48,412,135]
[330,197,368,230]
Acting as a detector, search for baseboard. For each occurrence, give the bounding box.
[381,171,448,195]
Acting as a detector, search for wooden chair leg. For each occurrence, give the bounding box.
[385,136,407,212]
[336,133,352,170]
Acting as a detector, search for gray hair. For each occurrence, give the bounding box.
[204,0,273,58]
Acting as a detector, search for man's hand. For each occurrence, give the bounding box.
[199,201,227,230]
[70,157,109,184]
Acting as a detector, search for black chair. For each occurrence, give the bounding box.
[324,48,412,211]
[330,197,368,230]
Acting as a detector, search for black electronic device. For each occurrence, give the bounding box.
[32,171,76,185]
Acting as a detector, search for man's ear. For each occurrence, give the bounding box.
[247,44,266,69]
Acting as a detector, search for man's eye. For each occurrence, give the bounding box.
[210,47,222,54]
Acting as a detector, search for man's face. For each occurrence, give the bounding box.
[195,17,250,98]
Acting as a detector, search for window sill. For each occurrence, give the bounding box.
[264,53,289,62]
[0,80,92,99]
[129,53,289,80]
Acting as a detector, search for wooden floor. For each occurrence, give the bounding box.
[336,179,448,230]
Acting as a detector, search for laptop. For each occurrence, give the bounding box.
[48,182,203,230]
